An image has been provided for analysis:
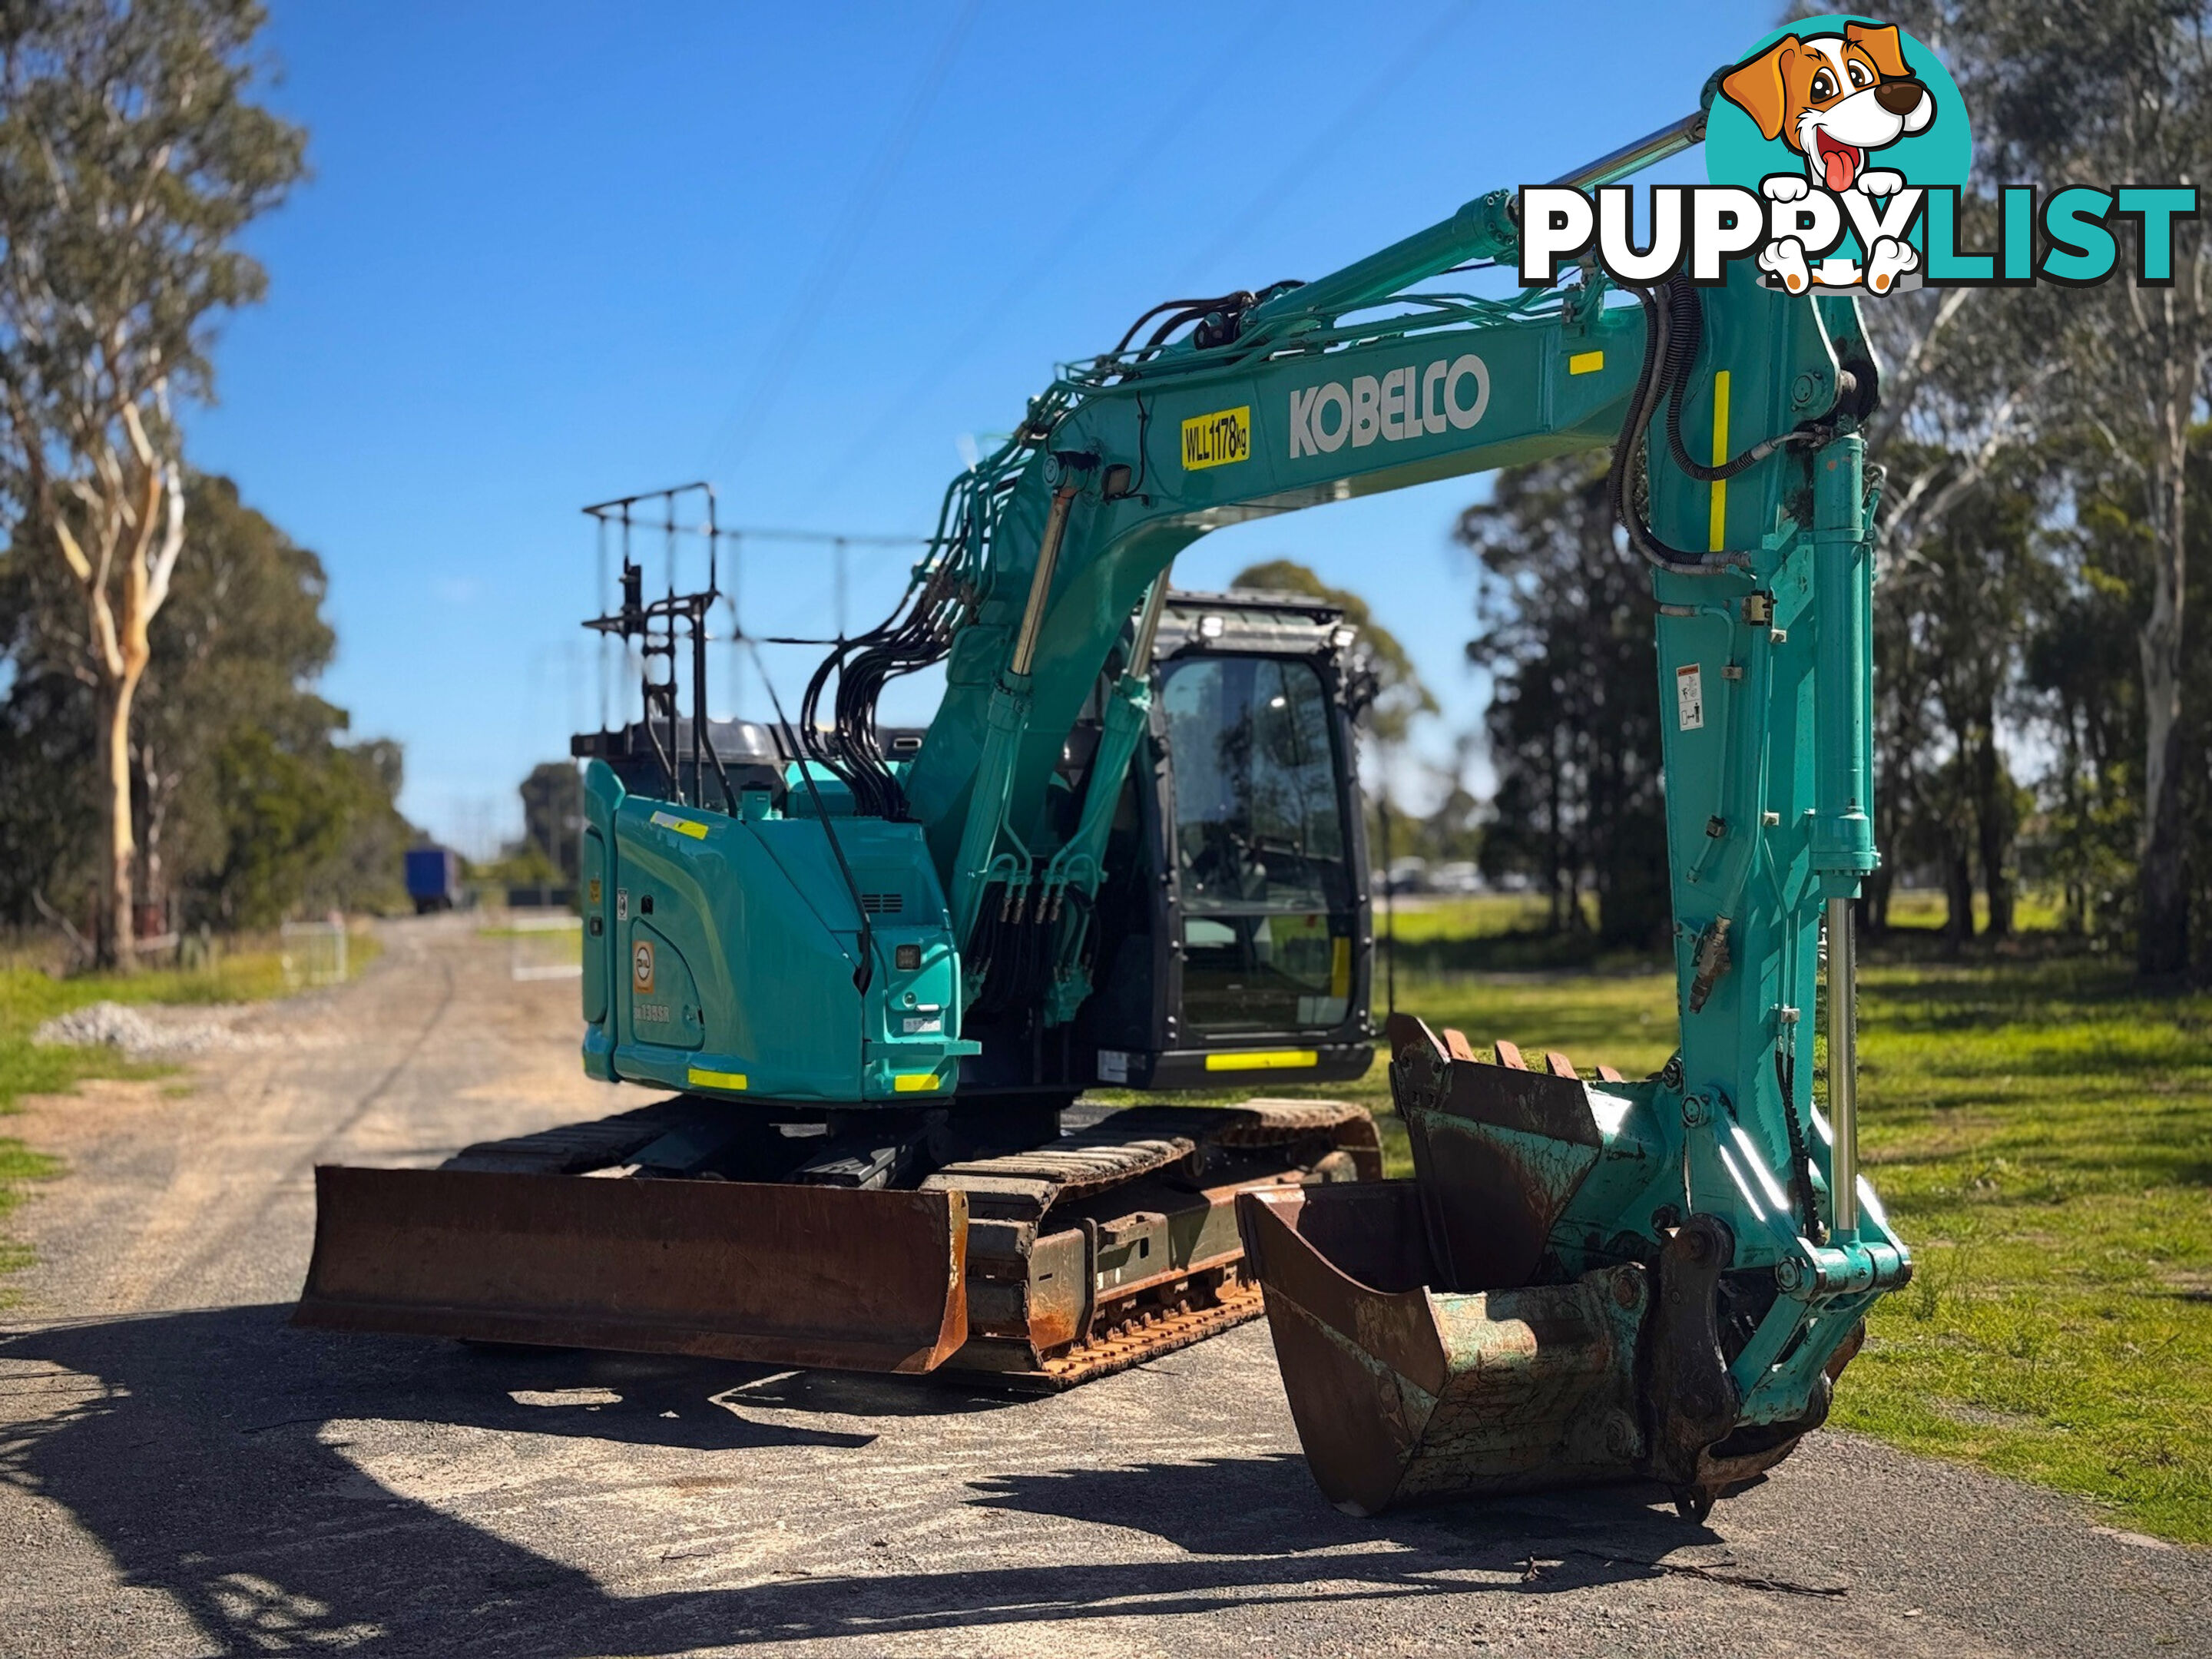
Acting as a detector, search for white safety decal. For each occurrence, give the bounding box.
[1677,664,1706,731]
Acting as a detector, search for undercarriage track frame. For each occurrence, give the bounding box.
[296,1096,1380,1392]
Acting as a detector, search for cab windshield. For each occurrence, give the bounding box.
[1158,654,1356,1035]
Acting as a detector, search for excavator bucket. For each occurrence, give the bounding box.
[297,1167,971,1373]
[1236,1181,1649,1512]
[1240,1016,1830,1515]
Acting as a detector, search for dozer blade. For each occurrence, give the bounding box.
[295,1166,969,1373]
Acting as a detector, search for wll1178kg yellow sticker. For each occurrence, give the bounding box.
[1181,406,1250,470]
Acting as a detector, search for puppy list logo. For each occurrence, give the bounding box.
[1715,18,1954,294]
[1518,15,2197,296]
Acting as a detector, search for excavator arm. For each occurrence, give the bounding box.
[809,104,1903,1504]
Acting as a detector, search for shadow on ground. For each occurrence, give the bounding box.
[2,1305,1686,1656]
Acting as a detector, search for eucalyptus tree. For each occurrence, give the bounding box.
[1458,453,1673,949]
[0,0,303,964]
[1966,0,2212,975]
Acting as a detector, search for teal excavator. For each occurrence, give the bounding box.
[300,98,1909,1518]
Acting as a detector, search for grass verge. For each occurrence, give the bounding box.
[0,932,382,1300]
[1838,959,2212,1546]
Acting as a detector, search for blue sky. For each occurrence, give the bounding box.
[188,0,1771,854]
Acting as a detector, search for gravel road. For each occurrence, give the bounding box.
[2,916,2205,1658]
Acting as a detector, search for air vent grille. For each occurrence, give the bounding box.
[860,892,903,915]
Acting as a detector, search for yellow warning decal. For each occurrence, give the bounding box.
[650,810,708,839]
[687,1065,749,1091]
[1568,350,1604,375]
[893,1071,943,1093]
[1205,1049,1320,1071]
[1330,935,1352,998]
[1181,406,1251,470]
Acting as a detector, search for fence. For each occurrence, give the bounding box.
[507,912,584,982]
[280,919,349,989]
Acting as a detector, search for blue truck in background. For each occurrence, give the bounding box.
[404,846,462,914]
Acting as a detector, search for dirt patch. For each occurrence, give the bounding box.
[1932,1399,2044,1431]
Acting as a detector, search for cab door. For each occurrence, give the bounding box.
[1156,653,1359,1041]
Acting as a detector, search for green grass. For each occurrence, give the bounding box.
[1880,887,2068,934]
[0,935,381,1300]
[479,919,584,968]
[1379,892,1568,942]
[1836,959,2212,1545]
[1101,932,2212,1543]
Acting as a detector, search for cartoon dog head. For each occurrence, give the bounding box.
[1720,22,1934,194]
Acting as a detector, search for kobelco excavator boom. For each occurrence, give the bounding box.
[302,93,1905,1510]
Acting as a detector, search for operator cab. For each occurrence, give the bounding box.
[1008,586,1376,1093]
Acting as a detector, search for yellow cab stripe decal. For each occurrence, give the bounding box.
[687,1066,748,1091]
[893,1072,942,1092]
[1205,1049,1320,1072]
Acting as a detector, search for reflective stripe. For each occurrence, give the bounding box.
[1568,349,1604,375]
[1204,1049,1320,1071]
[1709,369,1730,552]
[651,810,709,840]
[687,1066,748,1091]
[892,1072,942,1093]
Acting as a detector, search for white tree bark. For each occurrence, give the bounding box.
[38,396,187,965]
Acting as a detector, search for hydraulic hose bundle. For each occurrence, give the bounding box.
[797,406,1056,820]
[1106,280,1304,367]
[1607,279,1826,576]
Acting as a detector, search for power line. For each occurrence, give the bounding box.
[700,0,985,481]
[1181,0,1478,284]
[714,525,926,548]
[793,0,1272,508]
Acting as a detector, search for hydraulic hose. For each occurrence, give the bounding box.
[1661,283,1819,484]
[1608,282,1745,577]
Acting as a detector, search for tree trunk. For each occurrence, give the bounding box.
[1860,868,1893,935]
[2137,392,2190,978]
[1944,844,1975,945]
[96,674,141,969]
[137,738,173,943]
[2139,713,2189,975]
[1970,726,2015,939]
[1545,733,1567,933]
